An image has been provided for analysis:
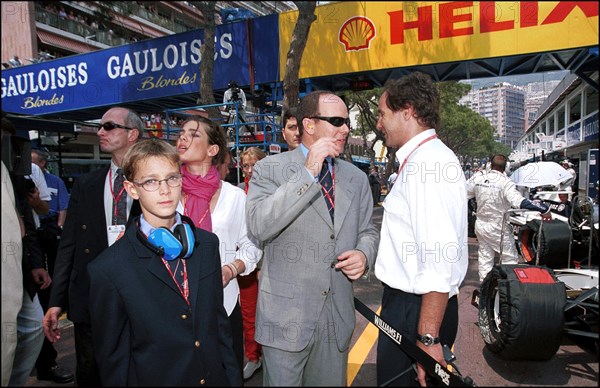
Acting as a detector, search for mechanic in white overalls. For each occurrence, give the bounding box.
[466,155,553,281]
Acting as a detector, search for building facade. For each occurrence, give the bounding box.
[460,82,526,149]
[524,80,561,128]
[515,72,598,160]
[513,71,598,198]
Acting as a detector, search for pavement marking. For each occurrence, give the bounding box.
[348,305,381,385]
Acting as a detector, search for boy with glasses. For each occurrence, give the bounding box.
[87,139,240,386]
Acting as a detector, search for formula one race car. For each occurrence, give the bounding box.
[473,196,599,361]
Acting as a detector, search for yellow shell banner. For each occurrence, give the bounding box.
[278,1,599,80]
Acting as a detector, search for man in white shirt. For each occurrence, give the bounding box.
[374,72,468,387]
[1,118,24,386]
[222,80,254,138]
[223,80,247,111]
[27,163,51,228]
[559,159,577,191]
[2,120,49,386]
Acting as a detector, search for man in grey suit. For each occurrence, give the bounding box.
[246,91,379,386]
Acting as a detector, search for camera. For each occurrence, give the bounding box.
[230,86,240,102]
[227,80,241,102]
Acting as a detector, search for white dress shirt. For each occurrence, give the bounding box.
[104,162,133,243]
[375,129,468,298]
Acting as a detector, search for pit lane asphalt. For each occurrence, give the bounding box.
[26,206,598,386]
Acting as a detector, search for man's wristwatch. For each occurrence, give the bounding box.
[416,333,440,346]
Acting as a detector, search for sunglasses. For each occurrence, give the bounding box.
[97,121,134,131]
[309,116,351,128]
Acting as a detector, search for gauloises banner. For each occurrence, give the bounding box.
[1,14,279,115]
[278,1,599,79]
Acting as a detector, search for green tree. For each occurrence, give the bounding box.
[437,81,511,163]
[343,89,398,179]
[344,80,511,180]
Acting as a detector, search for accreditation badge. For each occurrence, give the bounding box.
[107,224,126,246]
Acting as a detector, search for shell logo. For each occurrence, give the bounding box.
[338,16,376,52]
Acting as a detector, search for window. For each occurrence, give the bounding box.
[557,106,565,132]
[585,87,599,116]
[568,94,581,124]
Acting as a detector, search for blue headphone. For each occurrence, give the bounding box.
[136,215,196,261]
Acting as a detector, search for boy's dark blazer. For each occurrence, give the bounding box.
[87,217,241,386]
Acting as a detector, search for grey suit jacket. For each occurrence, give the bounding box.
[246,147,379,352]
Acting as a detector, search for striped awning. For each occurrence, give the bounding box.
[37,30,94,54]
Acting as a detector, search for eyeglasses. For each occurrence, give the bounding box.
[97,121,134,131]
[309,116,351,128]
[133,175,182,192]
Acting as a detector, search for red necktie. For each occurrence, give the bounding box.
[112,169,127,225]
[319,160,334,221]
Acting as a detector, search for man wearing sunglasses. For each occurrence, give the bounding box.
[42,107,144,386]
[246,91,379,386]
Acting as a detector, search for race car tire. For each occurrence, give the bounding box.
[518,219,571,268]
[478,264,566,360]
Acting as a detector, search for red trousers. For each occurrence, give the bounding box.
[238,269,262,362]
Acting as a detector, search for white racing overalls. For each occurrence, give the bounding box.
[466,170,549,281]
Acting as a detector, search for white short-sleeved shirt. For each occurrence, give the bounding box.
[375,129,468,298]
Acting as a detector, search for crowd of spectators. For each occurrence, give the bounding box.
[38,3,137,45]
[140,113,185,129]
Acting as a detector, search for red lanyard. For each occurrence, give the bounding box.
[182,193,210,229]
[109,168,127,223]
[394,134,438,184]
[161,257,190,306]
[321,163,335,210]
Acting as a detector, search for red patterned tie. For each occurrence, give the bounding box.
[319,160,334,221]
[112,169,127,225]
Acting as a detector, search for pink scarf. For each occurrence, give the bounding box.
[182,164,220,232]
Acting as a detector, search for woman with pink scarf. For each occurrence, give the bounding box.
[176,116,261,379]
